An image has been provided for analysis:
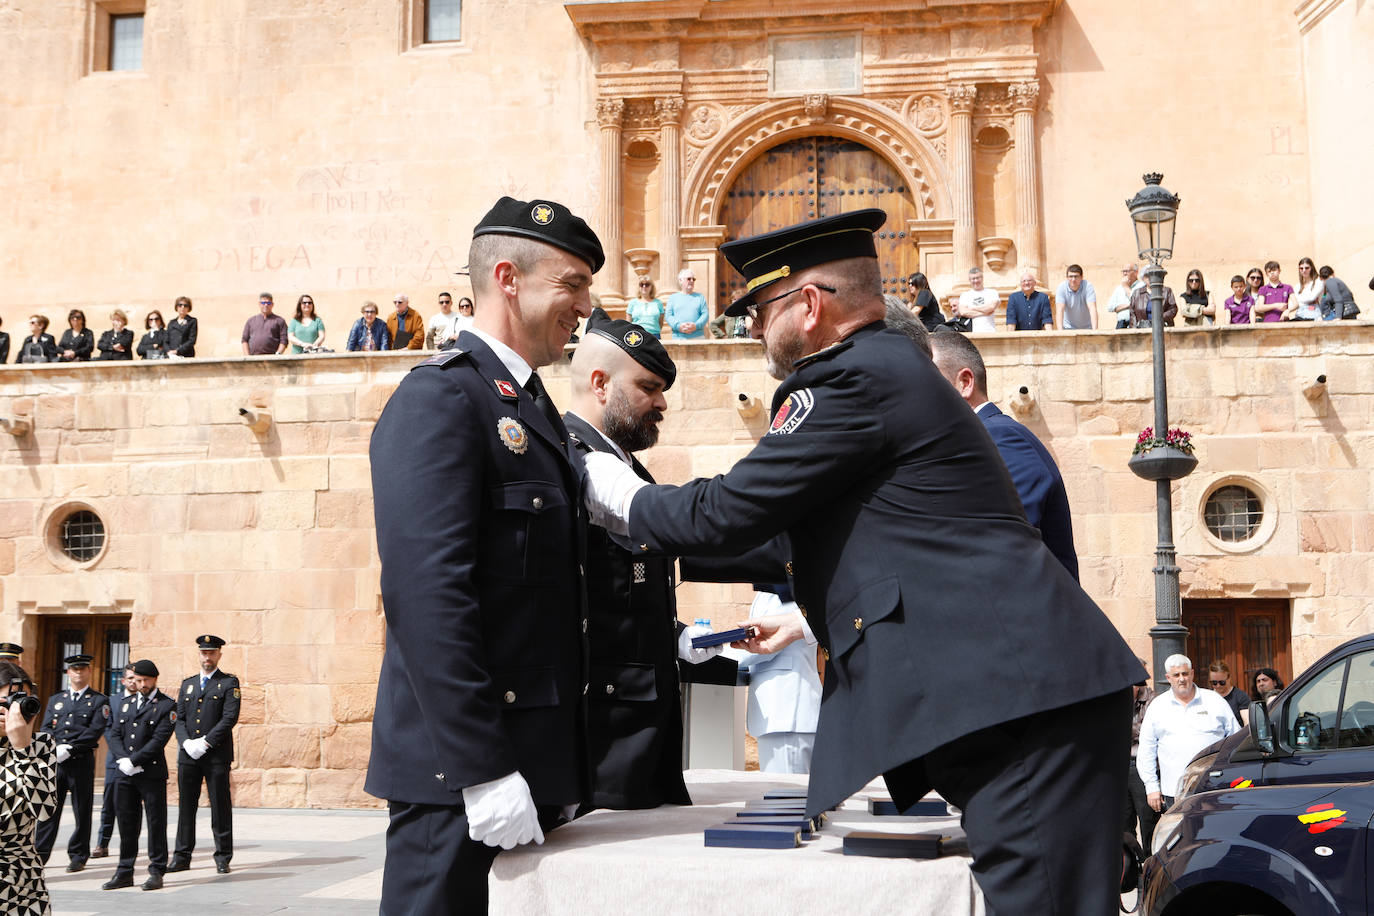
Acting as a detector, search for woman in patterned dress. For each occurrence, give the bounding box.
[0,660,57,915]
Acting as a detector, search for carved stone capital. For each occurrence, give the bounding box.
[1008,80,1041,113]
[803,93,830,123]
[655,96,685,127]
[947,83,978,114]
[596,98,625,129]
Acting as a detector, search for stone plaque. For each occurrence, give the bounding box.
[770,34,860,95]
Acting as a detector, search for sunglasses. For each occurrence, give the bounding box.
[363,310,378,315]
[1209,679,1226,686]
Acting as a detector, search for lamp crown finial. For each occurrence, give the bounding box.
[1143,172,1164,186]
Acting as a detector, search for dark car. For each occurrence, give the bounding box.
[1143,633,1374,915]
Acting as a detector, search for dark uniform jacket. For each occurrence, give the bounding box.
[175,670,241,763]
[627,322,1144,816]
[110,691,177,781]
[41,687,110,757]
[366,330,590,808]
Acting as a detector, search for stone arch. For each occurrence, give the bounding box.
[683,97,952,228]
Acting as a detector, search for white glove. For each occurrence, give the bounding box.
[678,625,725,664]
[55,744,71,763]
[582,452,648,536]
[184,737,209,759]
[462,771,544,850]
[117,757,136,776]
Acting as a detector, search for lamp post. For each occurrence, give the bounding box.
[1126,173,1189,694]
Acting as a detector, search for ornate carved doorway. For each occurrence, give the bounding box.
[716,136,921,305]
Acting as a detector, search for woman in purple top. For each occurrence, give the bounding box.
[1222,275,1253,325]
[1255,260,1294,322]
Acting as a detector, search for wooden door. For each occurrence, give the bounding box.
[1182,599,1291,696]
[37,615,131,698]
[718,136,921,306]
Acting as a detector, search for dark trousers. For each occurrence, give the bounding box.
[1125,757,1160,850]
[35,752,96,865]
[97,757,120,847]
[114,775,168,879]
[917,689,1132,916]
[174,756,233,865]
[381,802,568,915]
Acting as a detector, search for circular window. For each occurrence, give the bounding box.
[59,510,106,562]
[1198,478,1274,553]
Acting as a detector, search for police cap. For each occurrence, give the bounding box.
[63,653,94,669]
[720,208,888,317]
[472,197,605,274]
[583,308,677,390]
[196,634,227,649]
[0,642,21,659]
[131,659,159,677]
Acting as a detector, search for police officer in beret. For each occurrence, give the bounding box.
[367,196,598,913]
[168,634,240,874]
[564,310,735,811]
[92,661,136,858]
[0,642,22,661]
[102,658,176,891]
[35,653,110,872]
[585,208,1146,915]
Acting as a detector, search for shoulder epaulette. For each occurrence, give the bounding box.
[792,338,854,370]
[414,348,469,370]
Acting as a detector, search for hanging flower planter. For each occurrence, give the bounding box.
[1129,427,1198,481]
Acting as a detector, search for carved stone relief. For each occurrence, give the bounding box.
[596,98,625,128]
[685,105,725,145]
[803,94,830,123]
[905,94,947,138]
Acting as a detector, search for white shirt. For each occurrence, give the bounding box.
[427,311,464,348]
[959,288,1000,332]
[1136,687,1240,797]
[467,327,533,387]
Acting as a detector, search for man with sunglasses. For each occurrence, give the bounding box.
[584,208,1145,916]
[1207,660,1249,724]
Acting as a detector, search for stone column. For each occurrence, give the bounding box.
[596,98,625,296]
[947,83,978,276]
[656,96,685,290]
[1010,80,1043,279]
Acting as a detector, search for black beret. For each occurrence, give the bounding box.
[472,197,605,274]
[720,208,888,316]
[63,653,94,668]
[131,658,159,677]
[583,308,677,390]
[0,642,21,658]
[196,634,226,649]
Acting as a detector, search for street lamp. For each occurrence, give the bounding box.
[1126,173,1190,694]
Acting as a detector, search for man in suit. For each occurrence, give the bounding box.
[168,634,240,874]
[92,662,135,858]
[563,309,732,811]
[36,653,110,872]
[929,328,1079,579]
[103,658,176,891]
[585,208,1145,915]
[367,196,600,914]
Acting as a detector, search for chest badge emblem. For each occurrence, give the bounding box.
[494,379,519,399]
[498,417,529,455]
[55,701,63,711]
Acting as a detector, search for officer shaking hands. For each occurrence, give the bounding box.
[169,634,240,875]
[103,658,176,891]
[36,653,110,872]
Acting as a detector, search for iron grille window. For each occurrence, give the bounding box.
[60,510,106,562]
[1203,485,1263,543]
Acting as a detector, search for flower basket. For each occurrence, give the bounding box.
[1128,445,1198,481]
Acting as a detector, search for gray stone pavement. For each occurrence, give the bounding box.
[46,807,386,915]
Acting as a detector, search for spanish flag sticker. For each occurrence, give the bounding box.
[1299,803,1347,834]
[1229,777,1253,789]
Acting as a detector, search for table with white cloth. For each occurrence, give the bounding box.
[491,768,984,915]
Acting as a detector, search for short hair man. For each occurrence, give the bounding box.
[1107,263,1142,329]
[584,207,1145,914]
[882,295,933,356]
[1136,654,1241,816]
[368,196,600,913]
[1055,264,1097,330]
[168,634,240,875]
[1207,660,1249,725]
[36,653,111,872]
[387,293,424,349]
[664,268,708,338]
[103,658,177,891]
[241,292,288,355]
[1005,270,1054,330]
[929,328,1078,579]
[1129,274,1178,328]
[93,663,137,858]
[426,291,461,350]
[954,266,999,331]
[1255,260,1296,322]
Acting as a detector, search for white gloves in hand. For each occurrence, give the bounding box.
[184,737,209,759]
[117,757,136,776]
[678,625,725,664]
[55,744,71,763]
[463,770,544,850]
[582,452,648,536]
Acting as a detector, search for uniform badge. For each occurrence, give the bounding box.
[170,711,177,723]
[102,706,110,719]
[768,388,816,436]
[531,204,555,225]
[54,701,63,711]
[494,379,519,399]
[186,685,195,695]
[233,687,241,699]
[497,417,529,455]
[623,329,643,348]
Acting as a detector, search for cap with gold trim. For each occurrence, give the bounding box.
[720,208,887,317]
[0,642,21,659]
[63,653,94,668]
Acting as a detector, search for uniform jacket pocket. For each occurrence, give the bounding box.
[492,666,560,710]
[827,575,901,658]
[589,663,657,702]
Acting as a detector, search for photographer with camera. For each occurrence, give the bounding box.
[0,659,58,912]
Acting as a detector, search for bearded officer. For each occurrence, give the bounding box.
[103,658,176,891]
[367,196,599,914]
[36,653,110,872]
[585,208,1146,915]
[168,634,240,874]
[564,309,733,811]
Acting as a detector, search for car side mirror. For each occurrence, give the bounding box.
[1249,701,1275,755]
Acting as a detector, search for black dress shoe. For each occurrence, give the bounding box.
[66,861,86,873]
[216,862,231,874]
[165,859,190,873]
[90,846,108,858]
[142,874,164,891]
[102,876,134,890]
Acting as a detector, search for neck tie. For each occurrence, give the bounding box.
[137,695,145,712]
[525,373,568,445]
[201,675,208,690]
[72,690,79,702]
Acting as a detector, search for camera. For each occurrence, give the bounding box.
[4,680,41,721]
